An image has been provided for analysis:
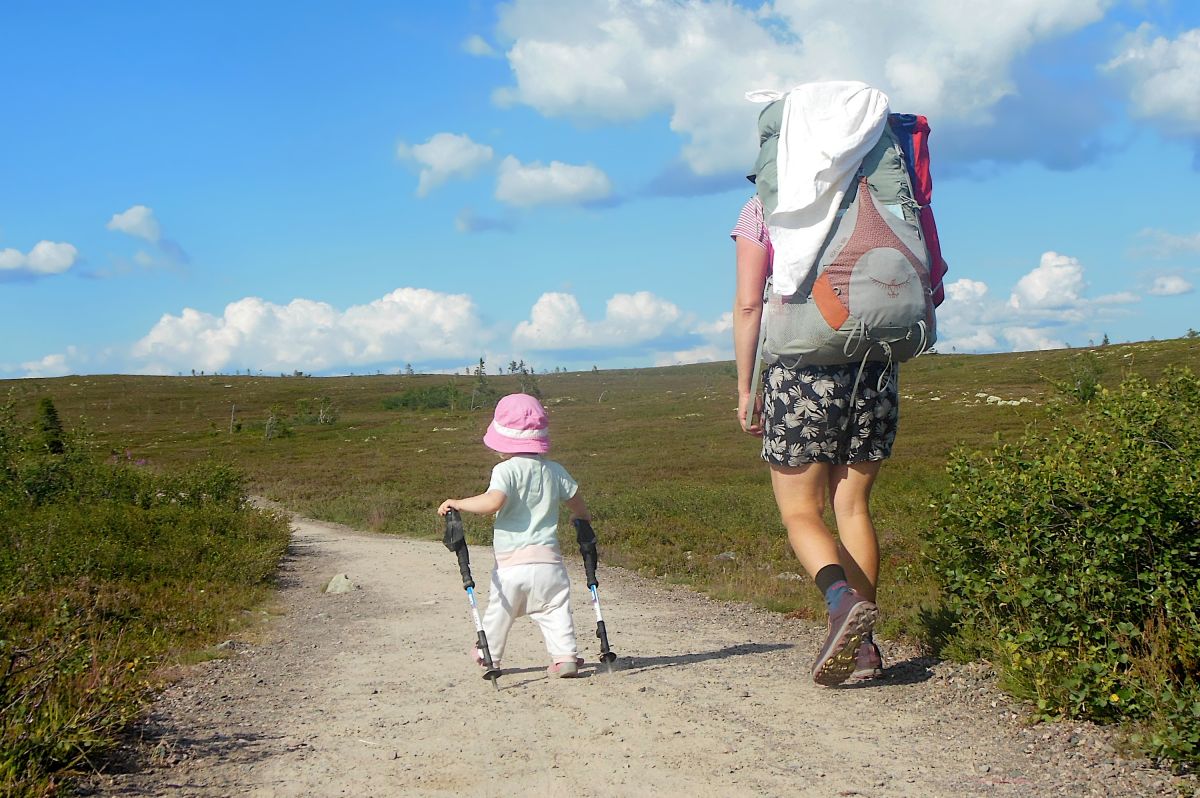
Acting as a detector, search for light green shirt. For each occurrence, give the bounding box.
[487,455,578,564]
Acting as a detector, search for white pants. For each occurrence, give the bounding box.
[482,562,577,665]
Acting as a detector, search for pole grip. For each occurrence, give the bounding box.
[456,545,474,591]
[444,509,474,590]
[573,518,599,588]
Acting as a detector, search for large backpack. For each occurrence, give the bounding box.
[751,99,947,367]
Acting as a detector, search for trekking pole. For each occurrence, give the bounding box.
[573,519,617,673]
[443,509,500,689]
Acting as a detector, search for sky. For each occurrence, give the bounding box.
[1,0,1198,378]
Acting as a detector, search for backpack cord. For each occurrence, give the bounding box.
[843,340,893,432]
[915,319,929,357]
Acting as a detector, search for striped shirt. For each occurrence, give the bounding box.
[730,196,772,271]
[729,195,768,248]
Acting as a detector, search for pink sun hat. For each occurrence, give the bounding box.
[483,393,550,454]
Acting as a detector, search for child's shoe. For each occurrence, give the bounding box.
[469,644,494,669]
[547,658,585,678]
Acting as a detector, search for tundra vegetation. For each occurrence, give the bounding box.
[1,338,1197,792]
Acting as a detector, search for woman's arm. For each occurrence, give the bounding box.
[733,236,769,435]
[438,490,506,516]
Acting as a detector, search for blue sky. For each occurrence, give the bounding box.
[2,0,1197,378]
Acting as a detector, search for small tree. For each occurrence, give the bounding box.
[404,363,415,376]
[471,357,498,409]
[35,397,65,455]
[264,404,292,440]
[516,362,542,399]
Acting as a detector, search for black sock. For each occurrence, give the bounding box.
[814,564,847,594]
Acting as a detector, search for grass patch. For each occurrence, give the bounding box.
[0,400,290,796]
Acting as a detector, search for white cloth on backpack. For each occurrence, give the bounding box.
[749,81,890,297]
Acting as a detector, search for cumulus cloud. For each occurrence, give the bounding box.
[494,155,613,207]
[936,252,1138,353]
[1148,275,1193,296]
[132,287,492,374]
[105,204,189,265]
[492,0,1110,174]
[653,345,724,367]
[1106,26,1200,135]
[512,291,685,349]
[106,205,161,242]
[19,348,78,378]
[1003,326,1068,351]
[1008,251,1089,311]
[462,34,497,57]
[0,240,79,276]
[396,132,495,196]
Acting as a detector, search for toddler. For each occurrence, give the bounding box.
[438,393,590,678]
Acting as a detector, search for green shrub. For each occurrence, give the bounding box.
[0,399,290,794]
[932,367,1199,766]
[381,384,464,411]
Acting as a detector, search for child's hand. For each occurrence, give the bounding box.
[437,499,457,516]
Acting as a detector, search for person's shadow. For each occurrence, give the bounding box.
[493,642,794,688]
[836,655,936,689]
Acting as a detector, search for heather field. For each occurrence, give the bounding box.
[7,337,1198,642]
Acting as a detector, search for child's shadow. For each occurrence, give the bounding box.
[494,642,795,689]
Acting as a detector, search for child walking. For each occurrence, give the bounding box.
[437,393,591,678]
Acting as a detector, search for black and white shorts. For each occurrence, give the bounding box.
[760,360,900,466]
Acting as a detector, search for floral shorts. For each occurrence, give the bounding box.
[760,360,900,466]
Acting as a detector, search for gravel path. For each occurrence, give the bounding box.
[85,511,1196,797]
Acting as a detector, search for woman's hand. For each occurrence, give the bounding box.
[437,499,458,516]
[738,390,763,436]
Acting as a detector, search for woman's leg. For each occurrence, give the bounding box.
[828,461,883,602]
[769,462,838,576]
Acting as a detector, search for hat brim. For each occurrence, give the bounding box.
[483,424,549,454]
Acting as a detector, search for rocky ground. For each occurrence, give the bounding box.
[81,511,1197,797]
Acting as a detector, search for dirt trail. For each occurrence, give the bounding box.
[89,512,1192,798]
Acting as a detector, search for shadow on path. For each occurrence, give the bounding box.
[837,655,937,689]
[610,641,794,674]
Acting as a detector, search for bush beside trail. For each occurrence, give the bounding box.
[0,398,291,797]
[932,367,1199,768]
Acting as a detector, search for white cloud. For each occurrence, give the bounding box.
[653,345,724,367]
[1134,228,1200,258]
[0,241,79,275]
[935,252,1139,354]
[455,207,514,233]
[106,205,161,242]
[20,347,78,378]
[132,288,492,374]
[936,279,1002,352]
[494,155,613,207]
[1004,326,1067,351]
[512,290,684,349]
[396,132,494,196]
[1148,275,1194,296]
[1008,251,1089,312]
[492,0,1110,174]
[1106,26,1200,135]
[462,34,497,57]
